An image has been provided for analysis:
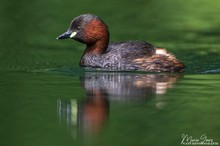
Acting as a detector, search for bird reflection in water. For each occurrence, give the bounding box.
[57,72,182,139]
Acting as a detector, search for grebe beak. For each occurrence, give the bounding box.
[57,31,76,39]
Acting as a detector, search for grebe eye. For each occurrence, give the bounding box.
[77,26,81,30]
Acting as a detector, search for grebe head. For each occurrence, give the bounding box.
[57,14,109,45]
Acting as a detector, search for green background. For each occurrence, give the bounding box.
[0,0,220,146]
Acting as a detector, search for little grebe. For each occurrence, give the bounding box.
[57,14,185,72]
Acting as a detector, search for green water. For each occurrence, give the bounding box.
[0,0,220,146]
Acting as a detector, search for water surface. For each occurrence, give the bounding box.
[0,0,220,145]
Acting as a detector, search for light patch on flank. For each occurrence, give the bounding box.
[156,48,167,55]
[70,32,77,38]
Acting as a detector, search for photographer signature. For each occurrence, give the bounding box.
[181,134,218,145]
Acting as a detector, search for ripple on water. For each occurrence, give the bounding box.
[204,69,220,73]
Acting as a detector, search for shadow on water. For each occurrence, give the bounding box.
[57,71,182,144]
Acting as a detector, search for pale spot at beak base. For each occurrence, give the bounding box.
[70,32,77,38]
